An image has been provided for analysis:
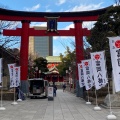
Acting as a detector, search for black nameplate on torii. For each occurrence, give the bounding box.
[46,17,58,32]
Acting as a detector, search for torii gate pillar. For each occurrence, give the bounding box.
[74,20,84,83]
[20,20,30,93]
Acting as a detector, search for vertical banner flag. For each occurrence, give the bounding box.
[81,59,94,90]
[108,36,120,92]
[8,63,15,87]
[78,63,85,87]
[13,67,20,87]
[90,51,108,90]
[0,58,2,87]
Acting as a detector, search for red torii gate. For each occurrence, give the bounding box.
[0,7,108,92]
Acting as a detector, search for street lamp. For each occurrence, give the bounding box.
[66,67,73,91]
[39,70,41,78]
[35,67,38,78]
[66,70,68,84]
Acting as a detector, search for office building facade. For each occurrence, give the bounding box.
[29,26,53,58]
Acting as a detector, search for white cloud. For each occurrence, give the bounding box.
[46,9,52,12]
[45,5,52,12]
[24,4,40,11]
[30,22,47,27]
[64,23,74,30]
[53,23,74,40]
[56,0,66,5]
[65,3,103,12]
[39,22,47,27]
[83,21,96,30]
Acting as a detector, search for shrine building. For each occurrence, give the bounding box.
[45,56,63,84]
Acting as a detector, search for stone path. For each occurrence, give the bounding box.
[0,89,120,120]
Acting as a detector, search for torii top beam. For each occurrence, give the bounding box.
[0,6,111,22]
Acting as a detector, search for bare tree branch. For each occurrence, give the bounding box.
[0,20,20,48]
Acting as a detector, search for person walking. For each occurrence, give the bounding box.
[62,83,66,92]
[53,84,57,97]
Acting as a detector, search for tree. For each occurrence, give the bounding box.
[57,47,76,78]
[86,5,120,77]
[28,57,48,78]
[34,57,48,72]
[0,20,20,48]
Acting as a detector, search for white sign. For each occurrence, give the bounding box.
[82,59,94,90]
[48,87,53,97]
[90,51,108,90]
[108,36,120,92]
[78,63,85,88]
[8,63,16,87]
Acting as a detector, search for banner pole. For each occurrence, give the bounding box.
[0,79,6,110]
[17,88,22,102]
[106,82,117,119]
[0,58,6,110]
[11,87,18,105]
[14,87,15,102]
[93,88,101,110]
[86,90,91,104]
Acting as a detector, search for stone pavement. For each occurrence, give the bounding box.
[0,89,120,120]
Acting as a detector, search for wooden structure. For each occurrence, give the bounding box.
[0,6,110,92]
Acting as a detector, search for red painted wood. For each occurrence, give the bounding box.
[3,28,90,36]
[74,21,84,81]
[20,21,30,81]
[0,15,98,22]
[3,28,21,36]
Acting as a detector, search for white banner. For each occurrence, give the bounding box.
[108,36,120,92]
[13,66,21,87]
[81,59,94,90]
[78,63,85,88]
[8,63,16,88]
[90,51,108,90]
[0,58,2,87]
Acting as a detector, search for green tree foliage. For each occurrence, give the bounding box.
[57,47,76,77]
[28,57,48,78]
[34,57,48,72]
[87,6,120,77]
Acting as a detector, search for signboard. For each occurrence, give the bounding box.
[48,87,53,97]
[47,18,57,32]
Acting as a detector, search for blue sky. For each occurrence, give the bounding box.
[0,0,115,56]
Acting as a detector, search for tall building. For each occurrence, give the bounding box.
[29,26,53,58]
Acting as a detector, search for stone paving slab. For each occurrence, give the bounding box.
[0,89,120,120]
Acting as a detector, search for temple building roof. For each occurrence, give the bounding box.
[45,66,59,74]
